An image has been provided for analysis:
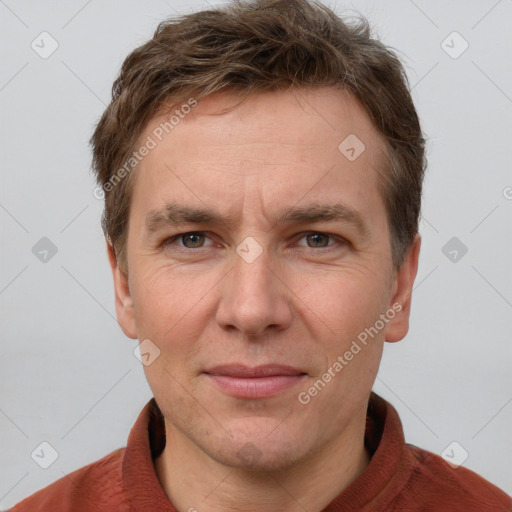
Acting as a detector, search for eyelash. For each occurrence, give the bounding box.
[161,231,347,252]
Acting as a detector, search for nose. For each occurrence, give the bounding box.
[215,241,293,338]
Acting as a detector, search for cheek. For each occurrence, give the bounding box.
[305,272,387,418]
[294,266,389,345]
[131,272,169,336]
[130,263,221,360]
[133,269,204,391]
[131,263,199,320]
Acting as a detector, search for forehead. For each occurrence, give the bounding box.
[143,87,383,156]
[129,87,388,230]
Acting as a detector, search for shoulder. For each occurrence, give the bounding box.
[9,448,127,512]
[400,444,512,511]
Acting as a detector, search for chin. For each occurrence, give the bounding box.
[208,431,308,473]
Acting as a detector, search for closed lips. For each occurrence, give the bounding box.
[203,364,307,377]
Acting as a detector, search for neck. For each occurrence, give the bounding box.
[155,407,370,512]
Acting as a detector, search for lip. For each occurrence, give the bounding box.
[203,364,307,399]
[205,364,306,378]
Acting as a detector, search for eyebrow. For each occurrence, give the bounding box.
[144,202,368,236]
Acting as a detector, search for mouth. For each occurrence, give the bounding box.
[203,364,307,399]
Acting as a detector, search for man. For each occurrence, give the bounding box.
[11,0,512,510]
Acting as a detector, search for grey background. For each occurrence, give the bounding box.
[1,0,511,508]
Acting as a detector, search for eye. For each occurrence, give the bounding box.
[163,231,213,249]
[161,231,346,252]
[296,231,344,249]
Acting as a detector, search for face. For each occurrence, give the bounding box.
[109,87,420,472]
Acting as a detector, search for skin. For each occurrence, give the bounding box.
[107,87,421,512]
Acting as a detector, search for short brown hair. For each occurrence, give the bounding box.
[90,0,426,273]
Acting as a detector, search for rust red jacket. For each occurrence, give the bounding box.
[10,393,512,511]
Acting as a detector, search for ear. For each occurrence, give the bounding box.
[384,234,421,343]
[106,239,138,339]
